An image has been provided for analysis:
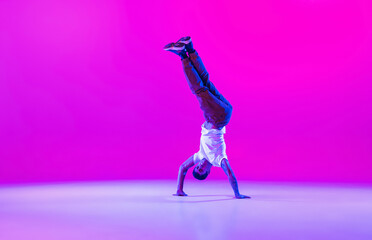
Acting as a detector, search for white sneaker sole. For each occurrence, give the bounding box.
[164,46,185,51]
[177,37,192,45]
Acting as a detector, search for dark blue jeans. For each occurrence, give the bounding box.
[182,52,232,129]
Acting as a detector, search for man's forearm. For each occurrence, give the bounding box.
[175,156,195,195]
[176,167,187,191]
[228,175,240,196]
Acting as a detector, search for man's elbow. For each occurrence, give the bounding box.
[179,164,189,172]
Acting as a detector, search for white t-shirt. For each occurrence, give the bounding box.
[193,122,228,167]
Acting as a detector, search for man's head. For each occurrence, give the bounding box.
[192,159,212,180]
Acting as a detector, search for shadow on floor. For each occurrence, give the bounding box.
[169,194,238,203]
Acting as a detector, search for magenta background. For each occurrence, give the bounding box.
[0,0,371,184]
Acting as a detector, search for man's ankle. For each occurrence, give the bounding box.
[179,50,188,59]
[185,45,195,54]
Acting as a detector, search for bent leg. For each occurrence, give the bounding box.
[189,52,232,109]
[182,58,232,128]
[182,58,206,94]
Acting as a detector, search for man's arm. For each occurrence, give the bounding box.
[221,158,250,199]
[173,155,195,196]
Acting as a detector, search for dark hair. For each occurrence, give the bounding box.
[193,167,209,180]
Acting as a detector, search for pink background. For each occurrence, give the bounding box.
[0,0,371,184]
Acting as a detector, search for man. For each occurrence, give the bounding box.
[164,37,250,199]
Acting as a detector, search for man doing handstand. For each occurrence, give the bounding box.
[164,37,250,199]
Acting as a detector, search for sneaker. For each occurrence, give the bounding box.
[177,36,194,53]
[163,42,187,58]
[176,36,192,45]
[164,42,186,52]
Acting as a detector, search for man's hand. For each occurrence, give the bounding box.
[221,159,249,199]
[235,194,251,199]
[175,156,195,197]
[173,190,188,197]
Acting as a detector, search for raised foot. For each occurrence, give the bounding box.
[177,36,192,45]
[177,36,194,53]
[163,42,187,57]
[164,42,185,51]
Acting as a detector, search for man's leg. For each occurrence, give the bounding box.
[182,58,232,128]
[188,51,232,110]
[164,40,232,128]
[177,37,232,109]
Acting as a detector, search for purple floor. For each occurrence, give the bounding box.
[0,181,371,240]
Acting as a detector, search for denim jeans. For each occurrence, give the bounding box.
[182,52,232,129]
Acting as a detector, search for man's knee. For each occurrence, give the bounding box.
[222,104,232,119]
[194,87,208,95]
[210,108,231,128]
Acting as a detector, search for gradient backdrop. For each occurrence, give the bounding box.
[1,0,371,184]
